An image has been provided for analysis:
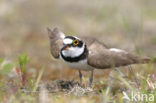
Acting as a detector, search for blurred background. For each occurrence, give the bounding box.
[0,0,156,81]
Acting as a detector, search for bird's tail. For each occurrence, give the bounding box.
[140,57,156,64]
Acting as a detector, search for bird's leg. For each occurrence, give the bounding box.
[79,70,82,84]
[128,66,140,88]
[115,68,127,78]
[89,70,94,86]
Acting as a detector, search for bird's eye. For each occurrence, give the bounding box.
[73,39,79,46]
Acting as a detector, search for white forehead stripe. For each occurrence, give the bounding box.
[63,38,73,44]
[109,48,125,52]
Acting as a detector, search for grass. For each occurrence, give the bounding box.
[0,54,155,103]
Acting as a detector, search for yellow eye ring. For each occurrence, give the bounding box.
[73,39,79,46]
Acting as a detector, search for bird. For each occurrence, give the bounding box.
[47,27,155,86]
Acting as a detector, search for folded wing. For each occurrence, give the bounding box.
[86,38,144,69]
[47,27,65,58]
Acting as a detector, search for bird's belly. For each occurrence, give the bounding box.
[63,59,94,71]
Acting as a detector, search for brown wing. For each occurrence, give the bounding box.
[80,36,108,48]
[47,27,64,58]
[86,38,141,69]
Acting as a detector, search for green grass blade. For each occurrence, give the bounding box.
[33,67,44,92]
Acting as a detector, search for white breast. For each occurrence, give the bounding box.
[60,56,94,71]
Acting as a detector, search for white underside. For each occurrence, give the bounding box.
[59,56,94,71]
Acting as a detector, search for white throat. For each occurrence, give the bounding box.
[62,44,85,58]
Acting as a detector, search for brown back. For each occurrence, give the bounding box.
[80,36,147,69]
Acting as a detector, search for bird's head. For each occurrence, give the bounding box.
[60,36,86,59]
